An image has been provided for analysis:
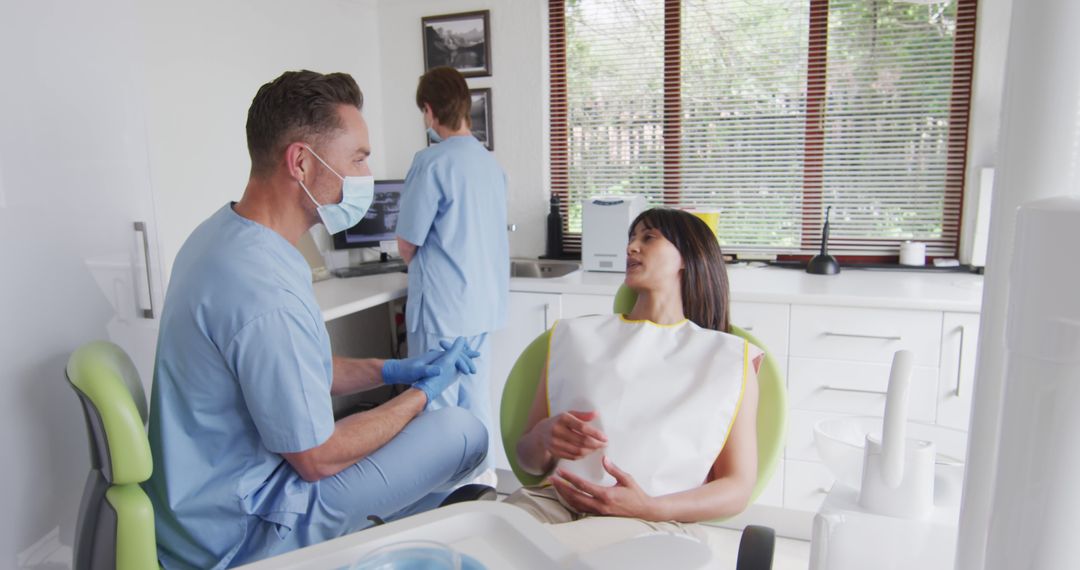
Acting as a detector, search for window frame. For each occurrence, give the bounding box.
[547,0,978,261]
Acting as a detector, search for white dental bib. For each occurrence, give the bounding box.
[546,314,755,498]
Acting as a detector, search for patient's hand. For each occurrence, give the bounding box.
[551,456,659,520]
[537,410,607,461]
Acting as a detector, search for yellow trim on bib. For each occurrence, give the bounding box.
[720,340,751,449]
[617,314,690,328]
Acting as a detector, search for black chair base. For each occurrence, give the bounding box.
[439,484,497,507]
[736,524,775,570]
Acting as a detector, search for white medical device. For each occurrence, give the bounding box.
[581,195,647,272]
[810,350,960,570]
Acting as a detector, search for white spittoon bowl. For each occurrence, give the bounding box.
[813,416,968,505]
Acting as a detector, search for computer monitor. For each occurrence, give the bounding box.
[332,179,404,250]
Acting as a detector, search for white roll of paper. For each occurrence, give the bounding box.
[899,241,926,266]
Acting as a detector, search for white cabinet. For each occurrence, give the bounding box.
[561,293,615,319]
[937,312,981,430]
[790,305,943,366]
[731,301,790,357]
[488,292,562,470]
[782,304,975,513]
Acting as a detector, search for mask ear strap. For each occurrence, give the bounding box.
[303,144,345,181]
[297,178,321,208]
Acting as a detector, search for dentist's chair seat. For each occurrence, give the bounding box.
[499,285,787,570]
[66,341,158,570]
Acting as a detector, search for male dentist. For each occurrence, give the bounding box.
[146,70,488,569]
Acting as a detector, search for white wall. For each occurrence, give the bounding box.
[376,0,549,258]
[138,0,388,281]
[959,0,1014,264]
[0,1,386,566]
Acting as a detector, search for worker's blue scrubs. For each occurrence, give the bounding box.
[396,135,510,477]
[145,204,486,569]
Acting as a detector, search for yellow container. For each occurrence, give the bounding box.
[688,210,720,237]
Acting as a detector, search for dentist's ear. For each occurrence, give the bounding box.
[284,142,311,181]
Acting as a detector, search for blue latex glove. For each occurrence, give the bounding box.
[381,350,441,385]
[381,337,479,385]
[414,337,469,404]
[439,339,481,374]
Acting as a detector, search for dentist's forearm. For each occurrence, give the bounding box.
[330,356,385,396]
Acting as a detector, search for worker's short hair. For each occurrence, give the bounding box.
[415,67,471,131]
[246,70,364,178]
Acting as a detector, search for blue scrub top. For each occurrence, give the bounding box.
[146,204,333,569]
[396,135,509,337]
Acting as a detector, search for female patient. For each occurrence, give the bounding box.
[505,207,763,548]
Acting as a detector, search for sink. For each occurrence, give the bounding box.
[510,259,581,279]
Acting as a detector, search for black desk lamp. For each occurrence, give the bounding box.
[807,206,840,275]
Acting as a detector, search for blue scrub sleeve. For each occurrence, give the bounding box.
[396,159,441,247]
[226,308,335,454]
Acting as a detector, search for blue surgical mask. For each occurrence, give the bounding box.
[426,127,443,144]
[298,145,374,235]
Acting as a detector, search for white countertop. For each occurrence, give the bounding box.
[312,263,985,322]
[312,272,407,321]
[509,264,985,313]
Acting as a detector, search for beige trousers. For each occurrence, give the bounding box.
[503,486,709,554]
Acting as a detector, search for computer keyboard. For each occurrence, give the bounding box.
[331,259,408,278]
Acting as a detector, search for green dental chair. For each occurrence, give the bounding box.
[499,285,787,570]
[66,341,158,570]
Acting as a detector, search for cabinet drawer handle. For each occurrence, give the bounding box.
[739,325,755,332]
[815,487,831,495]
[821,385,888,396]
[133,221,155,319]
[954,325,966,397]
[822,331,902,341]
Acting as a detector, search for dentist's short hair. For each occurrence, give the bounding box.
[416,66,471,131]
[246,70,364,178]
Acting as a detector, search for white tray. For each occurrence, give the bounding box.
[235,501,573,570]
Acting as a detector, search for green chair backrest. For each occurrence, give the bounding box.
[500,286,788,509]
[66,341,158,570]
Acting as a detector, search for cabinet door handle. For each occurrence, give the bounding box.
[953,325,966,397]
[821,385,888,396]
[543,303,550,330]
[822,331,902,342]
[133,221,155,319]
[739,325,755,332]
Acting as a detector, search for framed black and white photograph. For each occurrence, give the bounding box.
[421,10,491,77]
[469,88,493,150]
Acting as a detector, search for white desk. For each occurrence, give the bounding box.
[233,501,572,570]
[313,273,407,322]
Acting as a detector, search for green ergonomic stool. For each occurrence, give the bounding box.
[66,341,158,570]
[499,285,787,570]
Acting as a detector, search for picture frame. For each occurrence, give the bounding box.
[469,88,494,151]
[425,88,494,151]
[421,10,491,77]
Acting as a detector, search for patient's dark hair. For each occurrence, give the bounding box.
[629,208,730,333]
[246,70,364,178]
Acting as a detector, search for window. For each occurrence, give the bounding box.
[548,0,976,258]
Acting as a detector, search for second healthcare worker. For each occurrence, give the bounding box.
[396,66,510,485]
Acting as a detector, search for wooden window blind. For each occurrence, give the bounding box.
[548,0,976,258]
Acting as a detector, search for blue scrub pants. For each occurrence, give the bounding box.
[230,406,487,567]
[408,331,494,476]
